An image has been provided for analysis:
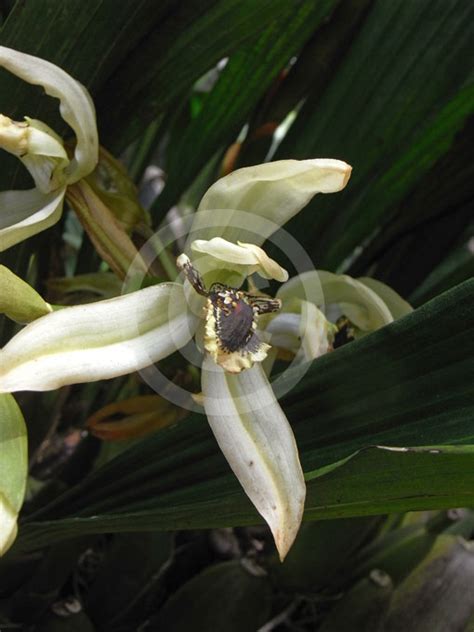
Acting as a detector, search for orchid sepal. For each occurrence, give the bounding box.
[0,283,197,393]
[201,357,306,561]
[190,159,352,245]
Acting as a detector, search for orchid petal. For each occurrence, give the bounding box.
[265,301,335,361]
[20,118,69,193]
[277,271,324,308]
[0,187,65,252]
[278,270,394,332]
[0,46,98,182]
[0,283,197,392]
[191,237,288,281]
[265,312,301,351]
[358,277,413,320]
[190,159,351,245]
[0,116,68,193]
[298,301,335,361]
[201,356,305,560]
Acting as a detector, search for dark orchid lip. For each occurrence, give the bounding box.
[177,253,282,372]
[208,288,258,354]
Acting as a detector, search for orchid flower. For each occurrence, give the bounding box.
[0,158,355,559]
[0,46,98,251]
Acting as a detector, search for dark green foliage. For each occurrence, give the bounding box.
[0,0,473,629]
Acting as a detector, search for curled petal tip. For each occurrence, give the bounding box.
[341,163,352,188]
[0,45,98,183]
[191,157,353,246]
[191,237,288,282]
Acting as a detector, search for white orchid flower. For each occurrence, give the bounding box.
[0,158,352,559]
[0,46,98,251]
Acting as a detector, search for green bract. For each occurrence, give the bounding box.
[0,265,52,323]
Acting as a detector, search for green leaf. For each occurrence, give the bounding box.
[13,280,474,551]
[318,570,393,632]
[86,532,172,629]
[304,445,474,519]
[275,0,474,269]
[98,0,295,150]
[347,118,474,290]
[322,83,474,268]
[270,516,381,591]
[147,560,271,632]
[151,0,338,219]
[409,228,474,305]
[0,393,27,555]
[234,0,373,168]
[0,1,290,181]
[17,447,474,555]
[0,0,169,187]
[384,535,474,632]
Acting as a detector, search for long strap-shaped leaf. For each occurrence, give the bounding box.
[151,0,339,219]
[275,0,474,268]
[16,280,473,552]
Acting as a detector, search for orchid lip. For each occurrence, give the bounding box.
[177,252,281,373]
